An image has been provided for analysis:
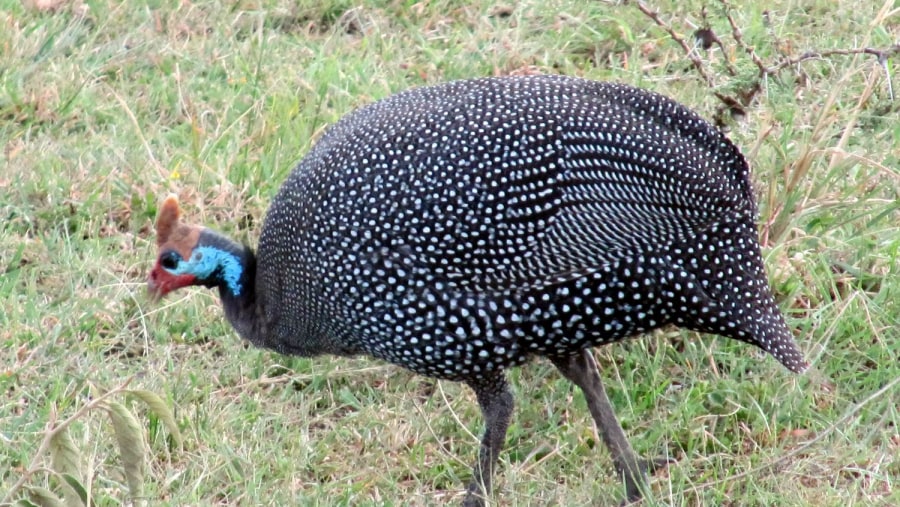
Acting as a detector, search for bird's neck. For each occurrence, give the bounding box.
[198,229,264,345]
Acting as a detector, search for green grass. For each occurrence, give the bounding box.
[1,0,898,505]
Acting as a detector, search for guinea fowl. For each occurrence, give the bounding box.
[147,74,807,505]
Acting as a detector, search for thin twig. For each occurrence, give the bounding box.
[766,45,900,76]
[699,6,738,76]
[631,1,899,113]
[718,0,768,75]
[633,0,714,87]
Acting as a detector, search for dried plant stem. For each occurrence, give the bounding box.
[633,0,714,87]
[718,0,768,75]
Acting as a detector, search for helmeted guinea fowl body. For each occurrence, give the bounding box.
[246,74,806,380]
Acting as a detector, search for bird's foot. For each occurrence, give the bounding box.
[461,491,485,507]
[618,455,678,506]
[643,454,677,474]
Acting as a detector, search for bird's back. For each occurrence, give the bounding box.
[254,75,806,376]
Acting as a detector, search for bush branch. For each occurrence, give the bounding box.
[631,0,899,117]
[766,45,900,75]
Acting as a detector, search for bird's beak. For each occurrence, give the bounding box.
[147,261,195,302]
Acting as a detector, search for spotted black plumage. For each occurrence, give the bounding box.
[149,74,807,506]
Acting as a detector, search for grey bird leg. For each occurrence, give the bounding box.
[551,349,671,504]
[462,375,514,507]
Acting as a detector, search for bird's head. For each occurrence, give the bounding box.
[147,196,248,301]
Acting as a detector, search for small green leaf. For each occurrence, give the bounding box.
[128,389,184,449]
[49,426,81,477]
[49,427,85,507]
[25,487,65,507]
[61,473,88,506]
[105,401,146,500]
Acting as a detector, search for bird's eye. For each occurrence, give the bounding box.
[160,251,180,270]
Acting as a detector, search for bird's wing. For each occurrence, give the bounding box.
[390,79,754,290]
[496,84,755,287]
[317,77,754,291]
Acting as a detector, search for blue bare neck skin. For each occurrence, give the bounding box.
[190,229,263,347]
[194,229,254,298]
